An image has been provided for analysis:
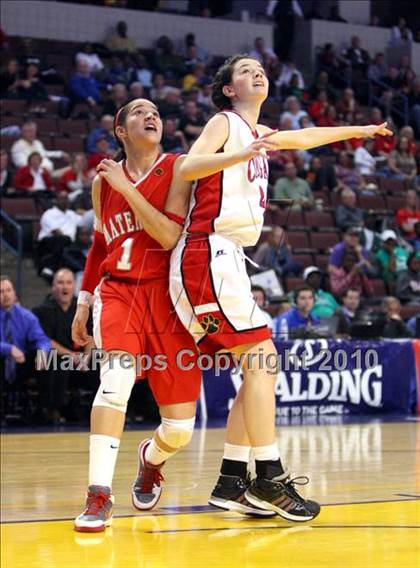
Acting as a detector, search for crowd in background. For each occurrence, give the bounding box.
[1,11,420,425]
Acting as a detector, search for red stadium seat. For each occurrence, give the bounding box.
[285,277,305,292]
[269,208,305,228]
[314,254,329,271]
[400,305,420,321]
[385,195,407,212]
[53,136,85,153]
[359,194,386,211]
[304,210,334,229]
[57,119,88,137]
[35,117,58,135]
[370,279,387,297]
[292,253,314,268]
[310,231,340,253]
[0,135,19,151]
[1,99,27,114]
[1,198,41,220]
[378,177,405,194]
[287,231,311,250]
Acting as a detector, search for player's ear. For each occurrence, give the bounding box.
[222,84,235,100]
[115,124,126,143]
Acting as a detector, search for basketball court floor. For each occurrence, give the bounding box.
[1,418,419,567]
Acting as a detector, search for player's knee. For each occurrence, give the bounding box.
[158,417,195,449]
[92,358,136,414]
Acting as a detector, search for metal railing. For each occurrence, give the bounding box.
[368,77,409,125]
[0,210,23,297]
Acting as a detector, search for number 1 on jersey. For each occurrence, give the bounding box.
[117,237,134,271]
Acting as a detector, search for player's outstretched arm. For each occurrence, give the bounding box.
[97,159,187,250]
[260,122,392,150]
[179,114,278,181]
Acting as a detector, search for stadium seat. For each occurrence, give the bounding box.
[385,195,406,211]
[285,277,305,292]
[269,208,305,228]
[304,210,334,229]
[0,135,19,151]
[310,231,340,253]
[1,99,27,114]
[1,198,41,220]
[53,137,85,153]
[400,305,420,321]
[287,231,311,250]
[314,254,329,271]
[57,119,88,137]
[358,194,386,211]
[378,177,405,194]
[292,253,314,268]
[35,117,58,135]
[370,279,387,297]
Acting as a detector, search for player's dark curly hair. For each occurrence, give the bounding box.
[211,54,259,110]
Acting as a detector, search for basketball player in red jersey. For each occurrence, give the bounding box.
[72,99,203,532]
[169,55,392,521]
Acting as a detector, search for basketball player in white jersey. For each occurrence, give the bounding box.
[169,54,392,520]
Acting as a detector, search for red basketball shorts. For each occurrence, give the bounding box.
[93,277,201,405]
[169,233,271,354]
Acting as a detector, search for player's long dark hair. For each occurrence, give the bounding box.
[113,102,132,161]
[211,54,260,110]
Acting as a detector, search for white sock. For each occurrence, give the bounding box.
[223,443,251,462]
[252,443,280,462]
[89,434,120,488]
[145,436,174,465]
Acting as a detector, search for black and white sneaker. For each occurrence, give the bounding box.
[245,472,320,522]
[209,475,276,517]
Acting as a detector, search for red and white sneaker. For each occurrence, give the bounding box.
[74,485,114,532]
[131,438,165,511]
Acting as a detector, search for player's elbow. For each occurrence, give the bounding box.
[161,227,182,250]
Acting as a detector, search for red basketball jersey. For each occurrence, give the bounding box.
[99,153,178,282]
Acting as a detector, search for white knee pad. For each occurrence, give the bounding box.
[92,358,136,413]
[158,417,195,449]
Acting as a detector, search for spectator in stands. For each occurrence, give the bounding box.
[62,226,92,292]
[273,162,314,209]
[408,78,420,137]
[253,226,302,278]
[382,296,413,338]
[129,54,153,89]
[303,266,339,319]
[157,87,182,118]
[1,275,51,386]
[68,60,101,112]
[87,136,114,170]
[161,118,188,153]
[251,285,273,331]
[335,150,365,192]
[328,227,371,274]
[103,54,130,87]
[0,150,13,196]
[13,151,54,195]
[318,43,348,81]
[367,53,387,82]
[181,32,208,64]
[335,188,364,231]
[362,210,383,253]
[178,100,206,144]
[197,79,213,111]
[105,21,137,54]
[307,156,337,192]
[273,286,319,338]
[308,90,330,124]
[387,136,417,182]
[336,88,360,122]
[354,139,379,177]
[396,252,420,305]
[0,58,20,97]
[390,17,413,46]
[15,63,48,103]
[33,268,96,424]
[11,121,67,173]
[330,251,374,298]
[281,73,304,100]
[413,221,420,252]
[399,126,417,156]
[375,230,409,290]
[149,73,171,101]
[396,189,420,242]
[128,81,144,101]
[58,153,91,200]
[249,37,277,70]
[280,96,308,130]
[407,314,419,337]
[154,35,186,78]
[344,35,370,74]
[86,114,117,155]
[101,82,127,117]
[309,70,337,102]
[75,43,104,73]
[339,288,362,328]
[37,191,84,278]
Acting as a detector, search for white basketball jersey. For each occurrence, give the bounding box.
[185,110,269,247]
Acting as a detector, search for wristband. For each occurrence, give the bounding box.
[77,291,93,307]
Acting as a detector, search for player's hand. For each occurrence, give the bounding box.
[71,305,92,347]
[97,159,130,194]
[361,122,393,138]
[236,133,279,162]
